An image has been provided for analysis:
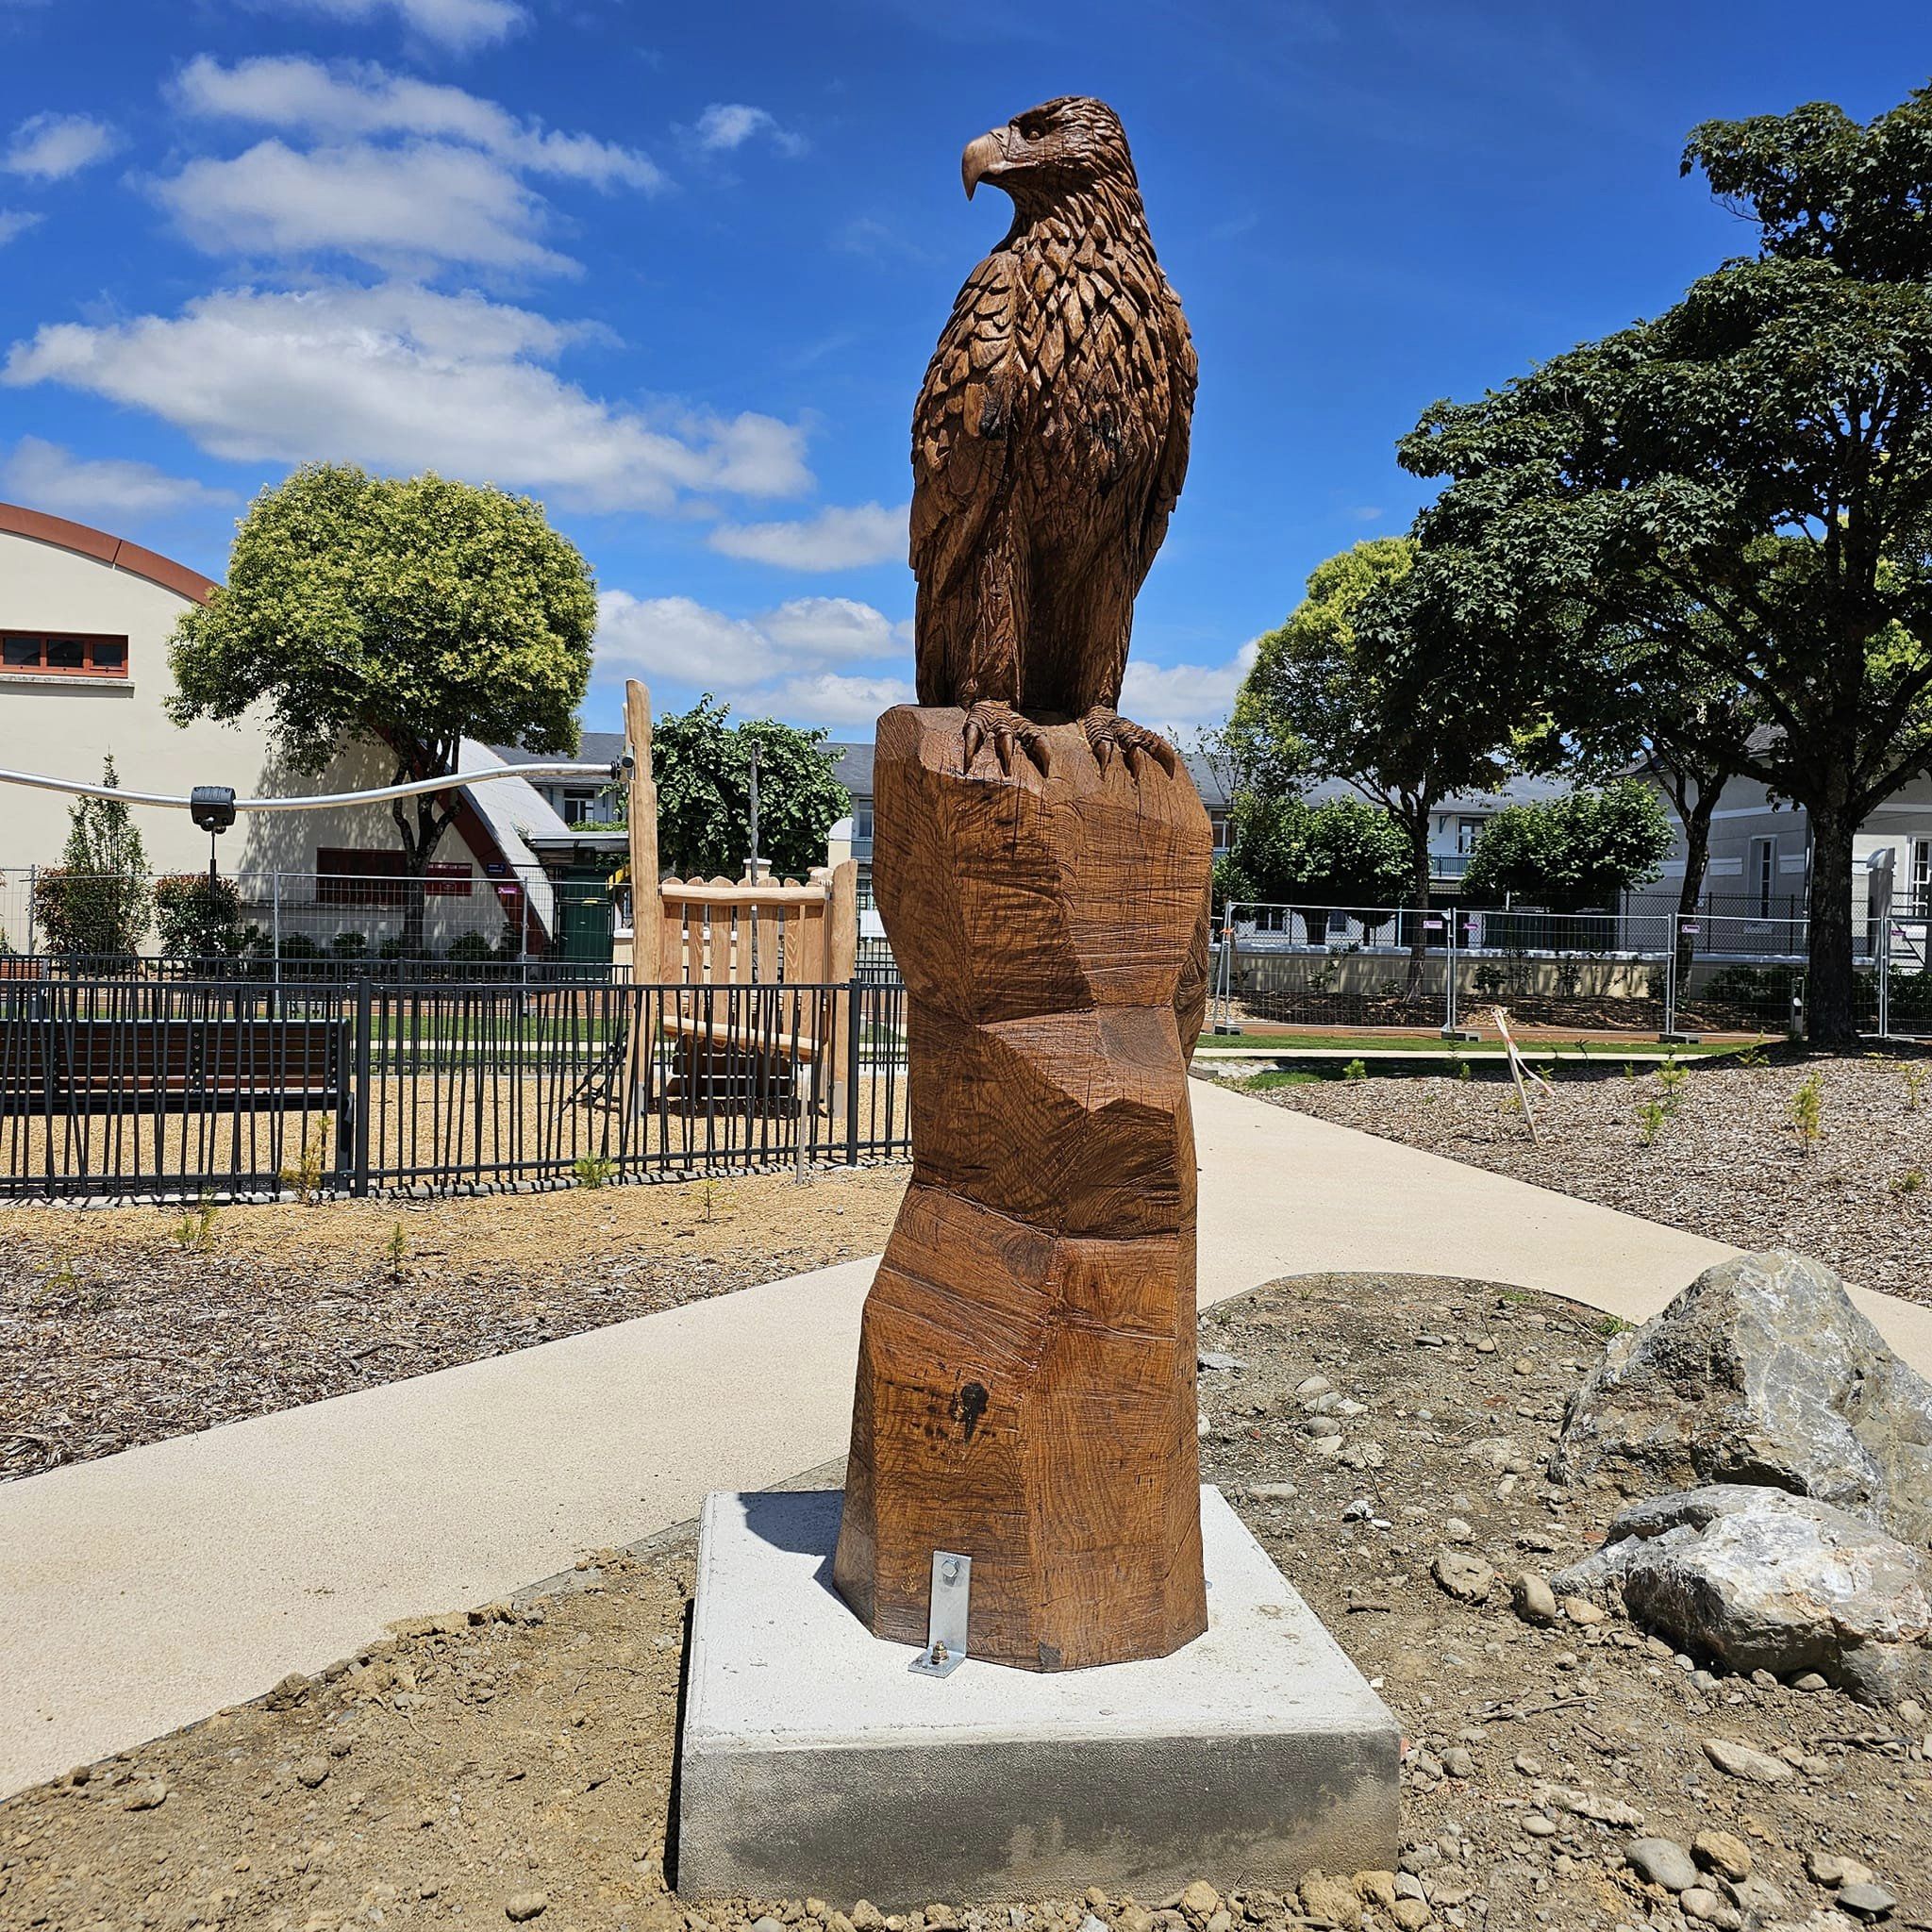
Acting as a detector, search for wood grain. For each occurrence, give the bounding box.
[833,707,1212,1670]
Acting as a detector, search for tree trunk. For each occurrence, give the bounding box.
[1807,808,1858,1047]
[392,781,455,962]
[1674,796,1715,984]
[1406,831,1432,1001]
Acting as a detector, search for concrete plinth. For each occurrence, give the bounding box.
[676,1486,1399,1906]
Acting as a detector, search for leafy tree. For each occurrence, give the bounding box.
[1391,87,1932,1044]
[35,758,151,965]
[649,695,850,880]
[168,465,596,954]
[154,874,245,961]
[1236,539,1513,990]
[1459,780,1674,914]
[1216,794,1410,944]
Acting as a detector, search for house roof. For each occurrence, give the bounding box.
[0,499,219,605]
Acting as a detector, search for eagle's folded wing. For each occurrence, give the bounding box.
[910,251,1024,604]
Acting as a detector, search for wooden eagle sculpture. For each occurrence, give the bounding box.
[911,95,1196,777]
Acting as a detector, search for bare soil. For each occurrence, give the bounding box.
[1223,1051,1932,1307]
[0,1165,908,1481]
[3,1271,1924,1932]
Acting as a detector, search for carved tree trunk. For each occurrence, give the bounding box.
[833,705,1213,1671]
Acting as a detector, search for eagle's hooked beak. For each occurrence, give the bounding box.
[961,128,1008,200]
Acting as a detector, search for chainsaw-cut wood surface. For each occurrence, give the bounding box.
[833,705,1212,1670]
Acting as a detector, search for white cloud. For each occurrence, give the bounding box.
[173,56,662,191]
[0,436,237,520]
[258,0,525,53]
[1120,640,1258,733]
[708,500,907,571]
[0,209,39,245]
[3,113,119,182]
[759,596,909,660]
[594,591,911,726]
[3,281,813,511]
[156,140,572,275]
[693,103,803,158]
[767,671,914,726]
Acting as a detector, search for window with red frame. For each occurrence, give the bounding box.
[316,848,475,905]
[2,631,129,676]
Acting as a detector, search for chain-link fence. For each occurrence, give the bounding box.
[1210,901,1931,1041]
[0,865,619,979]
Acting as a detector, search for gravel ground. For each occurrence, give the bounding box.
[0,1165,908,1481]
[1221,1052,1932,1307]
[3,1270,1924,1931]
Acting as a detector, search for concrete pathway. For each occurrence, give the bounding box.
[5,1074,1930,1799]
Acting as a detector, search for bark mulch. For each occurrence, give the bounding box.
[1,1166,908,1482]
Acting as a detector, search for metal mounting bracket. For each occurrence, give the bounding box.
[909,1550,971,1677]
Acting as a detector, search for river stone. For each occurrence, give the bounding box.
[1550,1251,1932,1548]
[1624,1839,1699,1892]
[1550,1486,1932,1705]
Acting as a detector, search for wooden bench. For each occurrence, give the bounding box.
[0,1006,346,1116]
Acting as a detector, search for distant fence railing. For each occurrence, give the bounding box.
[0,865,597,968]
[1211,901,1932,1040]
[0,974,909,1203]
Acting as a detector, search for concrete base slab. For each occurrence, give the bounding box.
[676,1485,1399,1905]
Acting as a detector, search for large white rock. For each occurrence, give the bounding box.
[1551,1251,1932,1547]
[1552,1485,1932,1704]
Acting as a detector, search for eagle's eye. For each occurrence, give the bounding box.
[1013,108,1058,142]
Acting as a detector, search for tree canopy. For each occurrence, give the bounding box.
[1234,537,1514,984]
[1386,85,1932,1041]
[168,465,597,926]
[1215,793,1410,941]
[1459,780,1674,914]
[650,696,850,881]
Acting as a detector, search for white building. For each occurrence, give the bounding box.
[0,499,591,956]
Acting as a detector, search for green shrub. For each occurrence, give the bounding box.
[154,874,244,959]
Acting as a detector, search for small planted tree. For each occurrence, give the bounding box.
[36,758,151,965]
[1235,538,1513,991]
[1460,781,1674,913]
[168,465,596,956]
[650,695,851,879]
[1216,794,1410,944]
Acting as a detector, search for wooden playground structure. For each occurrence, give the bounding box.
[614,680,860,1118]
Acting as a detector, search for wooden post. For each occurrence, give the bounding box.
[824,856,858,1119]
[625,680,660,1114]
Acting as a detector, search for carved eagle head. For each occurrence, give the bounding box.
[961,96,1139,211]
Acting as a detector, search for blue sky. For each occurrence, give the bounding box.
[1,0,1928,744]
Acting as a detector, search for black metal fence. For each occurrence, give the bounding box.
[0,974,908,1202]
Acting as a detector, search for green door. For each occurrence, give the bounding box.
[554,870,614,963]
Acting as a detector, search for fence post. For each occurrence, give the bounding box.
[24,864,37,959]
[1441,914,1459,1038]
[352,974,373,1197]
[1661,936,1677,1041]
[1877,911,1892,1039]
[845,976,862,1164]
[271,872,283,1008]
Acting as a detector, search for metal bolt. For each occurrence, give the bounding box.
[941,1557,962,1587]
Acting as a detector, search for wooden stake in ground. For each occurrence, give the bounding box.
[1492,1006,1551,1145]
[625,679,660,1112]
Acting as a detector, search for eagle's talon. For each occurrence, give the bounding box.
[961,700,1051,779]
[1081,708,1177,780]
